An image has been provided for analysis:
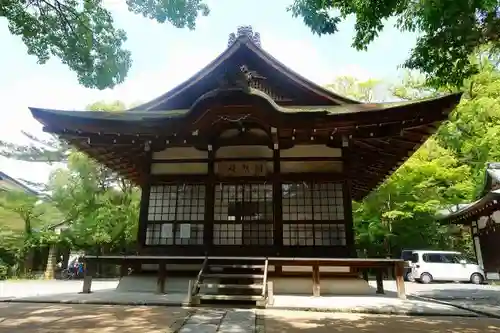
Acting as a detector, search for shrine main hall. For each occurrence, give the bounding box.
[30,26,462,304]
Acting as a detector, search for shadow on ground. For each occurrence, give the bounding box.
[1,302,500,333]
[0,303,192,333]
[261,309,500,333]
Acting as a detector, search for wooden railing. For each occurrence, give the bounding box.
[192,255,208,296]
[261,258,269,298]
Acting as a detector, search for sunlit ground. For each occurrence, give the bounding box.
[1,303,500,333]
[263,309,500,333]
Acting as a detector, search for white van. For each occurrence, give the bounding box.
[409,250,484,284]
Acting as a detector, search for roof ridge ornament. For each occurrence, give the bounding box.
[487,162,500,169]
[218,64,266,90]
[227,25,261,48]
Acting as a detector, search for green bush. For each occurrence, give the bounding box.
[0,260,9,280]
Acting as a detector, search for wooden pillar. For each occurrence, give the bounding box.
[471,221,485,270]
[362,269,369,282]
[204,146,215,251]
[120,261,129,278]
[312,264,320,297]
[375,269,384,294]
[156,261,166,294]
[82,261,95,294]
[267,281,275,305]
[342,142,356,258]
[394,261,406,299]
[137,151,152,249]
[273,148,282,256]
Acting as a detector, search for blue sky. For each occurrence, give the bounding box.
[0,0,418,184]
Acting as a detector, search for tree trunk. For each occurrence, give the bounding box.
[44,245,57,279]
[23,249,34,276]
[62,249,70,270]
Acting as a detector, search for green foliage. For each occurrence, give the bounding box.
[40,101,141,253]
[437,64,500,185]
[0,259,8,280]
[325,76,381,101]
[0,101,139,278]
[328,74,486,257]
[355,138,475,257]
[0,0,209,89]
[289,0,500,88]
[0,190,42,235]
[47,150,140,252]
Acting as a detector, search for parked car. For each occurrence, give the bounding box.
[408,250,484,284]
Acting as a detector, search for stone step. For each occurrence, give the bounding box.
[201,283,264,290]
[202,273,264,279]
[199,294,264,301]
[210,264,265,269]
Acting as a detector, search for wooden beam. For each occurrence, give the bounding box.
[273,148,283,252]
[342,145,356,258]
[204,147,215,250]
[375,269,384,294]
[137,151,152,249]
[312,264,320,297]
[394,261,406,299]
[156,260,166,294]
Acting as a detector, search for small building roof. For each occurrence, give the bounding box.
[0,171,39,195]
[439,163,500,225]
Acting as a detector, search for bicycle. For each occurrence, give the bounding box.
[60,268,76,280]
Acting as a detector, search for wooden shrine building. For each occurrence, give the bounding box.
[440,162,500,281]
[30,26,462,303]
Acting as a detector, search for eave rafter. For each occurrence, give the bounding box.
[30,79,462,200]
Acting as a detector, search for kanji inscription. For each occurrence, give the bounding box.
[217,162,267,177]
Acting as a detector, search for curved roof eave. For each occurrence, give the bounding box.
[129,36,359,111]
[439,189,500,224]
[29,91,461,131]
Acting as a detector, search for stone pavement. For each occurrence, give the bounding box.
[3,279,500,318]
[411,285,500,318]
[270,295,477,316]
[179,308,255,333]
[1,303,500,333]
[1,290,478,317]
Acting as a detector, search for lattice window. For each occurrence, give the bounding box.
[145,223,204,245]
[145,184,205,246]
[213,223,243,245]
[214,183,273,221]
[148,184,205,221]
[282,182,344,221]
[283,223,346,246]
[243,223,274,245]
[213,183,273,245]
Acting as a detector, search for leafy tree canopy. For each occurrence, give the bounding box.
[290,0,500,88]
[324,74,478,257]
[0,0,209,89]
